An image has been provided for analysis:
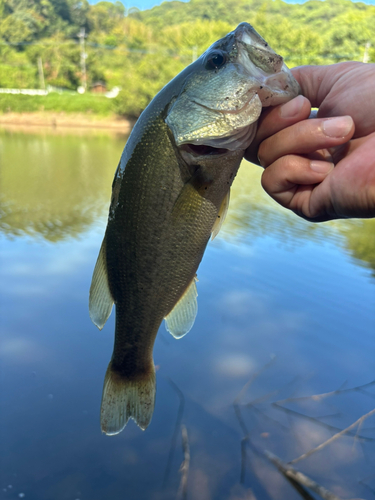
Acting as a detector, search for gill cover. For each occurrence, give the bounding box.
[166,22,300,152]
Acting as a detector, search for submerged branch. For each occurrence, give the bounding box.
[233,355,276,406]
[178,425,190,500]
[275,380,375,405]
[289,407,375,465]
[273,403,375,442]
[237,425,348,500]
[233,356,276,483]
[264,450,345,500]
[233,372,375,499]
[163,378,185,488]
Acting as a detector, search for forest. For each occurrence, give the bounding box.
[0,0,374,117]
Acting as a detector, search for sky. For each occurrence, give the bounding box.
[89,0,375,10]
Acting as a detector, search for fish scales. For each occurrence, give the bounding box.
[106,117,217,375]
[106,119,188,344]
[89,22,300,435]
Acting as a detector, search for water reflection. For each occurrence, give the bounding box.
[340,218,375,275]
[1,127,374,500]
[2,126,374,273]
[226,162,375,274]
[0,127,127,240]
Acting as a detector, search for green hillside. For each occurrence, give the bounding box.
[0,0,374,117]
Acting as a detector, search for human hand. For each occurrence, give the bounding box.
[245,62,375,221]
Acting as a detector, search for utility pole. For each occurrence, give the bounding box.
[363,42,371,63]
[37,56,45,90]
[78,28,87,91]
[192,45,198,63]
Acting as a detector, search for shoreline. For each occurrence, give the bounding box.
[0,111,134,132]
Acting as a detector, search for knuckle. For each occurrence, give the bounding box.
[271,154,298,172]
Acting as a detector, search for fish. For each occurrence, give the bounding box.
[89,22,300,435]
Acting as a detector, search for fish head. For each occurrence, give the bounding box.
[166,22,300,155]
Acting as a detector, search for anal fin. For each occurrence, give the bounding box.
[164,277,198,339]
[89,237,114,330]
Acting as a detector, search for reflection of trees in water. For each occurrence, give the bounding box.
[340,219,375,275]
[224,162,333,243]
[224,162,375,274]
[2,134,374,273]
[0,198,99,241]
[0,129,126,241]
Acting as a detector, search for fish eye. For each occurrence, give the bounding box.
[205,50,227,70]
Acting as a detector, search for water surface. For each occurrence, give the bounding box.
[1,126,374,500]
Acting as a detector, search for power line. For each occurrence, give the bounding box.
[0,38,368,61]
[0,38,176,54]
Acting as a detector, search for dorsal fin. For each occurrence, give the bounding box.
[89,236,114,330]
[211,189,230,240]
[165,277,198,339]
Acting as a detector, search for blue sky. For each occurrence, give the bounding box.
[89,0,375,10]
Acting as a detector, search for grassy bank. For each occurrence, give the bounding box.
[0,93,114,116]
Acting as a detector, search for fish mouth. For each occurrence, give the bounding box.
[234,24,301,106]
[181,143,229,157]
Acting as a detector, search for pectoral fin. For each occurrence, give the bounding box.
[165,277,198,339]
[89,237,114,330]
[211,189,230,240]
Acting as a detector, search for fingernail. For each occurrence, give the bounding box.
[310,160,334,173]
[257,153,265,167]
[323,116,353,138]
[280,95,305,118]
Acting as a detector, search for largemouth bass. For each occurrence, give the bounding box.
[89,22,300,435]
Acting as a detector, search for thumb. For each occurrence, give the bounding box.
[291,62,373,138]
[291,62,357,109]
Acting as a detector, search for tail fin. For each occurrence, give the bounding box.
[100,362,156,435]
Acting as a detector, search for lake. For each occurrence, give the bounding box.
[1,125,374,500]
